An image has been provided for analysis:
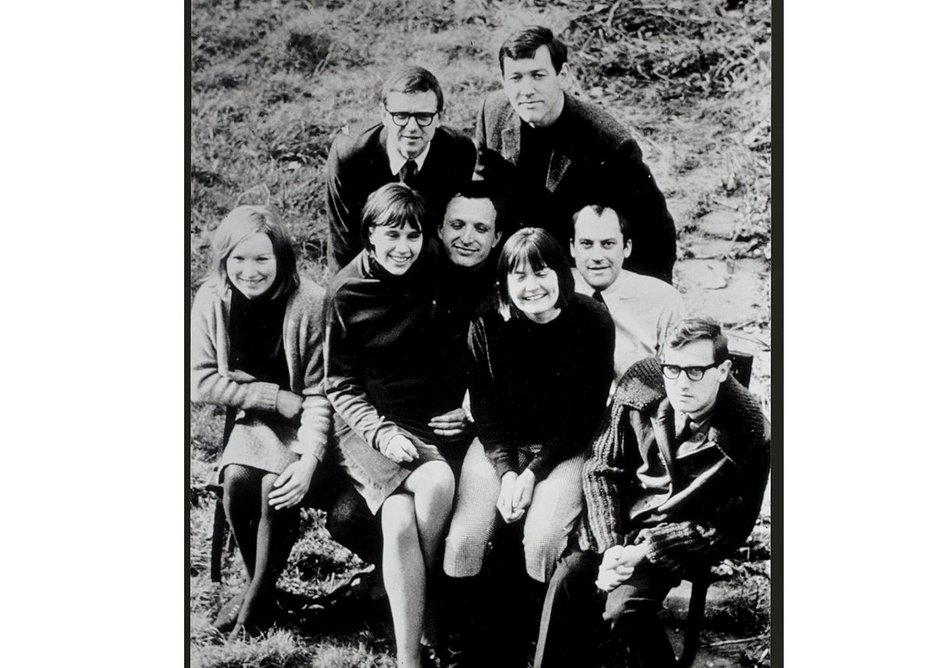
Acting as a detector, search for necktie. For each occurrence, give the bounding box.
[399,160,417,185]
[592,289,608,310]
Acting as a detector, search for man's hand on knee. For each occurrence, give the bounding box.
[596,543,650,592]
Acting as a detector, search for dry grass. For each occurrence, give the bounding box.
[190,1,772,665]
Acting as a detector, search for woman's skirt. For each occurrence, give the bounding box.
[335,419,447,514]
[216,411,300,482]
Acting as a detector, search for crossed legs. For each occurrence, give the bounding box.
[381,460,455,668]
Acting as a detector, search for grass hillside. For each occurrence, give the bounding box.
[190,1,772,665]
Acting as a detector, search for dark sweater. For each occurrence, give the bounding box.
[324,246,464,450]
[467,293,615,480]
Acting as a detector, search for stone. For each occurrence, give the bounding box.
[698,209,739,239]
[676,259,768,327]
[688,237,736,259]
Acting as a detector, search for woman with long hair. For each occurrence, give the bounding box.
[191,205,330,639]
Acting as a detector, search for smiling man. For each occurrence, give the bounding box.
[475,26,677,283]
[325,66,476,272]
[570,204,683,386]
[533,317,770,668]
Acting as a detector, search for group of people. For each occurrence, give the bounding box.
[191,25,770,668]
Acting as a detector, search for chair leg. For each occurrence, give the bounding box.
[210,490,227,583]
[676,578,710,668]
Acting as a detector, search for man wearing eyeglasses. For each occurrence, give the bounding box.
[533,317,770,668]
[475,26,676,283]
[325,65,476,272]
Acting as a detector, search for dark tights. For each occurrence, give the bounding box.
[222,464,300,633]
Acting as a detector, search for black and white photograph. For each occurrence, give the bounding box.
[188,1,775,666]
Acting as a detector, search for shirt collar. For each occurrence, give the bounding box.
[387,141,432,176]
[572,266,633,299]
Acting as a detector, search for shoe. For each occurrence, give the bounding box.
[211,591,244,634]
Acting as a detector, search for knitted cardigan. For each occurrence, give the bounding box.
[581,357,770,578]
[190,277,332,461]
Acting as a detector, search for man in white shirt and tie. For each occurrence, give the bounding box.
[569,203,684,387]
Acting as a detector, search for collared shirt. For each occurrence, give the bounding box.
[573,267,684,385]
[387,140,432,176]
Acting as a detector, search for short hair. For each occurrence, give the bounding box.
[210,204,299,296]
[446,180,506,232]
[380,65,444,111]
[664,317,729,365]
[571,204,632,243]
[496,227,575,320]
[498,26,568,75]
[360,183,427,253]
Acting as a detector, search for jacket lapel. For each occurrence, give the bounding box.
[546,149,571,192]
[650,397,683,490]
[500,112,521,165]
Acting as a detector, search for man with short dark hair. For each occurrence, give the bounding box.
[325,65,476,272]
[476,26,676,283]
[570,203,683,387]
[533,317,770,668]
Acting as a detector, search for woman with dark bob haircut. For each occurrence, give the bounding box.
[443,227,615,600]
[191,205,331,639]
[324,183,469,668]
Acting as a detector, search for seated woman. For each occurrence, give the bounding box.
[324,183,467,668]
[191,205,331,639]
[443,227,615,587]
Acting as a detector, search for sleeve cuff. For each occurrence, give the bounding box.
[246,382,281,411]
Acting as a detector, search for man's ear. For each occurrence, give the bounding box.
[717,358,732,383]
[494,230,503,245]
[622,239,633,259]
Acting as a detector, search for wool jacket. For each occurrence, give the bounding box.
[190,277,332,462]
[467,293,615,480]
[581,357,770,578]
[325,122,476,272]
[323,247,466,453]
[475,90,676,283]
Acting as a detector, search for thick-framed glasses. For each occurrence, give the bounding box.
[384,106,440,127]
[661,362,719,382]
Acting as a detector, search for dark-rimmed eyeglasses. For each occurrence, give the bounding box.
[661,362,719,382]
[384,106,440,127]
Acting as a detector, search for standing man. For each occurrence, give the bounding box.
[570,203,683,386]
[533,317,770,668]
[475,26,676,283]
[326,66,476,272]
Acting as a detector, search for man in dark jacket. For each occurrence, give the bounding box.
[533,317,770,668]
[325,65,476,272]
[475,26,676,283]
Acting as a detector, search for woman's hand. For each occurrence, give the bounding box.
[268,454,319,510]
[384,434,418,463]
[275,390,303,419]
[511,469,536,515]
[428,407,469,438]
[497,472,524,523]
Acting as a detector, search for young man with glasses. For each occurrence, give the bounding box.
[533,317,770,668]
[325,66,476,272]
